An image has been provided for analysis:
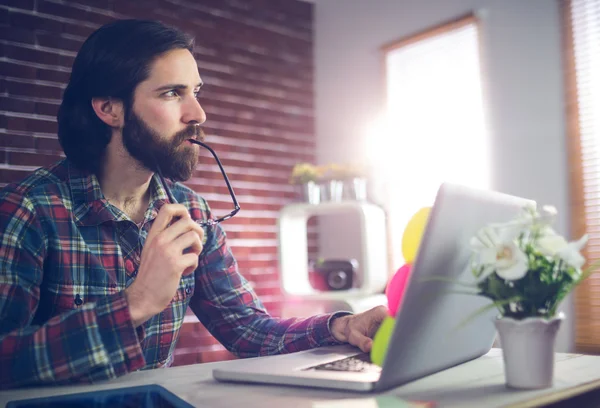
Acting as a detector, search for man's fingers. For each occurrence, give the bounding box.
[348,330,372,353]
[179,252,201,272]
[160,215,204,245]
[363,339,373,353]
[146,204,190,244]
[174,230,203,256]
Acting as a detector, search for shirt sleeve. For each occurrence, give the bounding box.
[0,190,145,389]
[189,200,349,357]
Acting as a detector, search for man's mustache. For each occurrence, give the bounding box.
[175,125,205,145]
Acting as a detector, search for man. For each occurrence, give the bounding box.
[0,19,387,389]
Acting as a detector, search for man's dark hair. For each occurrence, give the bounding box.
[57,19,194,174]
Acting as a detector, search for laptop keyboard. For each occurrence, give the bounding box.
[304,352,382,373]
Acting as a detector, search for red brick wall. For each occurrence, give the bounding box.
[0,0,316,365]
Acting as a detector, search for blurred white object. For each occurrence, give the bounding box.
[280,294,388,318]
[278,201,388,299]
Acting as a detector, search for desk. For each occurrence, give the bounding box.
[2,349,600,408]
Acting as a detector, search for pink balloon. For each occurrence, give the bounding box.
[385,264,412,317]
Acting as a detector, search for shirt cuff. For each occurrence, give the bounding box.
[94,292,146,376]
[310,311,354,346]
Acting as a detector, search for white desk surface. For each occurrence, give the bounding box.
[2,348,600,408]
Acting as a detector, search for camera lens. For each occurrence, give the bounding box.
[327,270,348,290]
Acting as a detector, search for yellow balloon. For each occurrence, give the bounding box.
[370,315,396,367]
[401,207,431,264]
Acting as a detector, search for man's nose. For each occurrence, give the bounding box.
[183,96,206,125]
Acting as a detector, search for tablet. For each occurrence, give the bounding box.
[6,384,193,408]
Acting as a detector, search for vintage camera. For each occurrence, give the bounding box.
[313,259,358,291]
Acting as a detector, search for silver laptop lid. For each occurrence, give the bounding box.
[375,182,535,392]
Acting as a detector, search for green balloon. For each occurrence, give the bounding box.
[370,315,395,367]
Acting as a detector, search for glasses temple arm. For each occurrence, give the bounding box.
[188,139,241,211]
[156,165,177,204]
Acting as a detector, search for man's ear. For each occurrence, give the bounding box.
[91,97,125,128]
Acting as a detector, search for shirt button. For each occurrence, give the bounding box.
[125,259,135,273]
[185,287,192,295]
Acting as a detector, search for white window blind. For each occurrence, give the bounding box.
[566,0,600,353]
[373,16,490,268]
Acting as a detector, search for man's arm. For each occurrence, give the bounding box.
[0,191,145,389]
[189,201,349,357]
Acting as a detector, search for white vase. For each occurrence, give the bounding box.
[494,312,564,389]
[343,177,367,201]
[320,180,343,202]
[299,181,320,204]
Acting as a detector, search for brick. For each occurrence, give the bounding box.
[175,331,221,349]
[0,133,36,149]
[4,44,61,66]
[0,168,34,184]
[171,352,199,366]
[57,53,75,68]
[5,116,57,134]
[5,80,63,100]
[113,1,160,18]
[254,287,283,297]
[36,68,71,84]
[35,137,62,152]
[0,26,36,44]
[0,97,36,114]
[225,230,276,240]
[0,61,37,80]
[64,0,113,10]
[38,1,113,25]
[0,8,8,25]
[198,349,237,364]
[61,21,98,38]
[35,101,59,117]
[236,260,277,270]
[9,11,63,33]
[7,151,62,167]
[1,0,35,9]
[36,33,83,53]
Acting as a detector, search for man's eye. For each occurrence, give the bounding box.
[164,90,178,98]
[194,90,203,99]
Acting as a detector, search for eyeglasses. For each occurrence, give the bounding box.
[156,138,240,226]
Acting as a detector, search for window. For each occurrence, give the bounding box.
[564,0,600,353]
[368,15,490,268]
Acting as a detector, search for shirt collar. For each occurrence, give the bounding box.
[67,159,169,226]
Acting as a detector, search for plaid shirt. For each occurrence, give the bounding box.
[0,159,345,389]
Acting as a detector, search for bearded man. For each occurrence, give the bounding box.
[0,19,387,389]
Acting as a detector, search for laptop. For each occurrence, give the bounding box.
[213,182,535,392]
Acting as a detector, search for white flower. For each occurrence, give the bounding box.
[470,225,528,281]
[536,228,588,269]
[494,204,555,231]
[541,205,558,219]
[557,235,588,269]
[536,227,568,255]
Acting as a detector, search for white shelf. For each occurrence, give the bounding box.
[277,200,388,299]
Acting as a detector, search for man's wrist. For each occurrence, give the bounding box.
[330,314,351,343]
[124,288,150,327]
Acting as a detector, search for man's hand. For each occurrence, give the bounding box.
[330,305,388,353]
[125,204,204,327]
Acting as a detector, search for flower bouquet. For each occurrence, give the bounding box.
[289,163,323,204]
[464,203,594,388]
[289,163,322,185]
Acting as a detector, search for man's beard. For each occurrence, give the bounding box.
[122,111,205,182]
